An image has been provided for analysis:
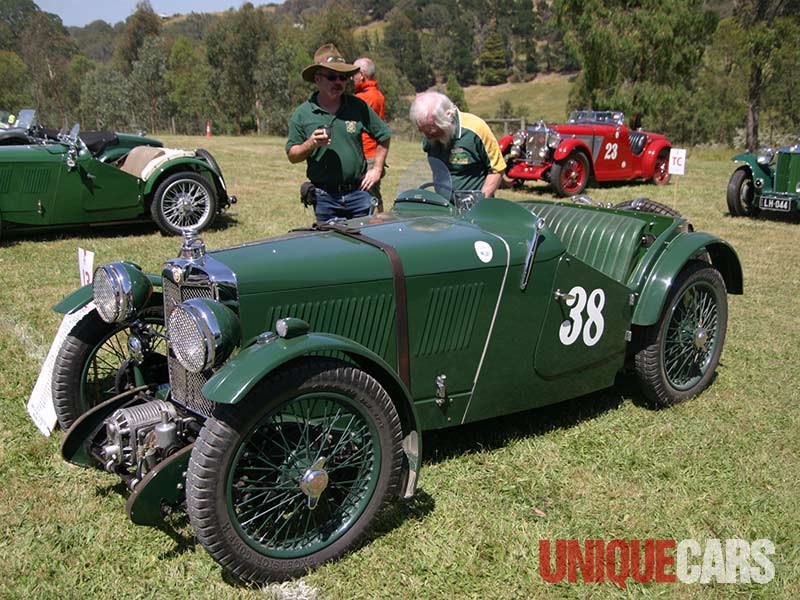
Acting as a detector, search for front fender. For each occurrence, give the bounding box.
[633,233,743,326]
[53,274,162,315]
[142,158,220,196]
[641,140,671,174]
[553,138,592,162]
[731,153,773,187]
[204,332,412,407]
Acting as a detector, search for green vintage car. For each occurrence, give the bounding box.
[727,141,800,217]
[51,160,742,582]
[0,110,236,238]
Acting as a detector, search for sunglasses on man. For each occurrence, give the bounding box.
[320,73,350,82]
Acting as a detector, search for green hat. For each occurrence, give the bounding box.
[301,43,359,83]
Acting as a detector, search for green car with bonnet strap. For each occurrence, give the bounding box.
[50,160,742,583]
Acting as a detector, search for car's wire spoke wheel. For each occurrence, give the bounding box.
[151,172,217,235]
[187,358,403,583]
[634,261,727,407]
[52,305,166,429]
[662,282,720,390]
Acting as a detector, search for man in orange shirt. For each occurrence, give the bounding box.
[353,57,386,210]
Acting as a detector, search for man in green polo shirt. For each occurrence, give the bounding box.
[287,44,391,223]
[409,91,506,199]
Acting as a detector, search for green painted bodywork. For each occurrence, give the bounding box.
[59,189,743,521]
[0,136,223,233]
[731,146,800,213]
[200,196,741,431]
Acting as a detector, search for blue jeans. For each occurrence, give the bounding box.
[314,188,373,223]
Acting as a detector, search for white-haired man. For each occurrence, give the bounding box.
[353,56,386,209]
[409,91,506,198]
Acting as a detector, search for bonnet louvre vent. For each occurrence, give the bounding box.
[415,282,484,356]
[266,294,395,360]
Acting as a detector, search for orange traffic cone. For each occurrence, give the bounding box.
[205,120,212,137]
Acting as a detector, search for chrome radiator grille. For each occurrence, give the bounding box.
[163,278,216,416]
[526,132,547,165]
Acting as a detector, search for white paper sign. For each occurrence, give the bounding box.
[78,247,95,285]
[27,302,95,436]
[668,148,687,175]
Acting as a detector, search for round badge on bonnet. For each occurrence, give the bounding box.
[474,241,493,263]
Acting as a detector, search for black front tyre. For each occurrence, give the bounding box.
[187,358,403,583]
[51,305,166,430]
[726,168,758,217]
[634,261,728,407]
[151,171,217,235]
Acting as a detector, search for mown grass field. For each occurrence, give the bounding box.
[0,131,798,600]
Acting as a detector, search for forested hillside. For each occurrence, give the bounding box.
[0,0,798,147]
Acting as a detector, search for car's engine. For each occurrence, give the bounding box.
[100,400,196,489]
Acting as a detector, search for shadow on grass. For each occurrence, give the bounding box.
[422,384,627,465]
[0,214,238,247]
[157,512,198,559]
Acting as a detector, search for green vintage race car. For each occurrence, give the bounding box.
[0,110,236,238]
[50,160,742,582]
[727,141,800,217]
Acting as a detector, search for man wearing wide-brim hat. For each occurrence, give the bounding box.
[286,44,392,223]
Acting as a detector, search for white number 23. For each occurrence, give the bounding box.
[558,286,605,347]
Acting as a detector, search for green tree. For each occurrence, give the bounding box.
[79,67,131,130]
[0,50,32,109]
[165,36,214,134]
[129,36,167,133]
[763,17,800,137]
[445,73,468,112]
[113,1,162,76]
[693,17,748,145]
[254,28,311,135]
[384,10,432,91]
[479,29,507,85]
[558,0,717,143]
[71,20,118,63]
[733,0,800,149]
[19,10,76,126]
[205,2,272,133]
[0,0,37,49]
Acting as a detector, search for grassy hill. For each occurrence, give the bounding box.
[464,73,575,124]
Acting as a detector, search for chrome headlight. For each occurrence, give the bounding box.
[93,262,152,324]
[757,147,775,165]
[547,131,562,149]
[168,298,240,373]
[512,130,527,147]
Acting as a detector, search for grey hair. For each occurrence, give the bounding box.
[409,91,457,131]
[354,57,376,79]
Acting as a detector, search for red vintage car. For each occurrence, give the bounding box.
[498,110,672,196]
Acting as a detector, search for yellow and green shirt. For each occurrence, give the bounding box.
[422,110,506,193]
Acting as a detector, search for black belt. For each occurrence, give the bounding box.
[317,182,361,193]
